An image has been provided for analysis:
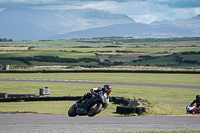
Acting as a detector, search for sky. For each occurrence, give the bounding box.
[0,0,200,24]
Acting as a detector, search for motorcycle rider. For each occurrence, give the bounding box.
[76,85,112,107]
[189,95,200,112]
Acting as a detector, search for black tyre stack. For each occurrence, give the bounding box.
[113,97,146,115]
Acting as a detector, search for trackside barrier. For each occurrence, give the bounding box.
[112,97,139,106]
[0,96,113,102]
[116,106,146,115]
[0,96,82,102]
[1,70,200,74]
[0,95,145,115]
[113,97,145,115]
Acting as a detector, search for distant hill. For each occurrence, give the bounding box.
[150,14,200,36]
[50,22,195,40]
[0,8,135,41]
[0,16,56,41]
[151,14,200,29]
[50,14,200,40]
[0,7,199,41]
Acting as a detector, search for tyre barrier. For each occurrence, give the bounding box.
[112,97,124,104]
[0,96,116,102]
[112,97,139,106]
[116,106,145,115]
[0,96,82,102]
[136,107,143,115]
[0,95,136,105]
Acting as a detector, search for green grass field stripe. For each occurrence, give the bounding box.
[0,78,199,89]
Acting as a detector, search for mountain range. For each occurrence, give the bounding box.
[0,8,199,41]
[52,14,200,40]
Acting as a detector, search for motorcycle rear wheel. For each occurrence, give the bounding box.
[68,104,77,117]
[87,102,102,117]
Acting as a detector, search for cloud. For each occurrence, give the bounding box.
[1,0,200,8]
[68,0,200,23]
[164,0,200,8]
[0,0,200,24]
[0,0,58,3]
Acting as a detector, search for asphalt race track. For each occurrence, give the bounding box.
[0,114,200,132]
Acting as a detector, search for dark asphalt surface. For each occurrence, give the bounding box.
[0,78,200,89]
[0,114,200,132]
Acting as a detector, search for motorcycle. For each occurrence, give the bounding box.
[186,105,199,114]
[68,93,108,117]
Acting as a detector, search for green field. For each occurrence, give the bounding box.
[1,37,200,47]
[172,47,200,52]
[129,56,178,66]
[0,51,97,58]
[31,46,200,53]
[0,73,199,115]
[0,37,200,69]
[1,73,199,86]
[33,47,176,53]
[0,59,26,65]
[181,54,200,61]
[1,49,200,68]
[30,61,99,66]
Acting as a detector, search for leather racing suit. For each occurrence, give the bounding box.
[77,87,109,106]
[190,99,200,108]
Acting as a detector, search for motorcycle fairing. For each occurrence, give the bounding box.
[76,96,101,115]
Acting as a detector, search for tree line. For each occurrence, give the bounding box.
[0,38,13,42]
[75,37,200,44]
[11,56,99,65]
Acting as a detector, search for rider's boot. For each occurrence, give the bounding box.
[76,98,83,107]
[76,94,88,107]
[198,107,200,113]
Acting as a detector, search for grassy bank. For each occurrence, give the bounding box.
[0,73,199,86]
[1,81,198,102]
[0,100,188,116]
[0,101,121,116]
[0,73,199,115]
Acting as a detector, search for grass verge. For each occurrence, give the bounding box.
[0,73,199,115]
[0,73,199,86]
[0,100,189,116]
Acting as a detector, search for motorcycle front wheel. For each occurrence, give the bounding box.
[87,102,102,117]
[68,103,77,117]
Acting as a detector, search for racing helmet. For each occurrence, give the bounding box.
[196,95,200,101]
[104,85,112,95]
